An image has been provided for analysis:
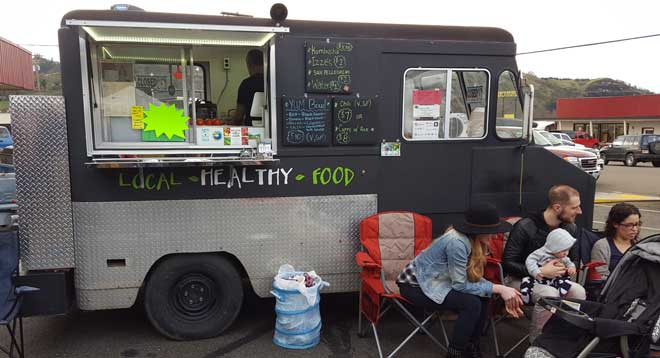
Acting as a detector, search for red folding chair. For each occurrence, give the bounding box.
[484,217,531,358]
[355,211,448,358]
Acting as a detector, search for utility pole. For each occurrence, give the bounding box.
[33,64,41,92]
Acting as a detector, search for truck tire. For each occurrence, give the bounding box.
[144,254,243,340]
[653,161,660,167]
[625,153,637,167]
[601,153,609,165]
[650,141,660,155]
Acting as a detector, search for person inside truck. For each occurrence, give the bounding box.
[230,49,264,126]
[397,202,524,358]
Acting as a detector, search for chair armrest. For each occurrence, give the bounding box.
[486,257,501,265]
[582,261,606,269]
[15,286,39,295]
[355,251,381,269]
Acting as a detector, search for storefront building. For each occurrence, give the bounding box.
[555,95,660,143]
[0,36,34,91]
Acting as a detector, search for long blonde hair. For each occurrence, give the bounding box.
[466,235,487,282]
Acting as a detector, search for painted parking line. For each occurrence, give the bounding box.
[595,204,660,214]
[593,220,660,232]
[595,192,660,203]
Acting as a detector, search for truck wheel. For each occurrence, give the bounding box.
[144,254,243,340]
[653,161,660,167]
[601,153,609,165]
[625,153,637,167]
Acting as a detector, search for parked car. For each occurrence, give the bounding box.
[574,131,600,148]
[551,130,600,148]
[493,127,601,178]
[600,134,660,167]
[534,130,600,180]
[549,132,605,170]
[550,132,573,143]
[0,164,17,226]
[0,126,13,148]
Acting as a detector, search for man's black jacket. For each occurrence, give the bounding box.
[502,211,580,279]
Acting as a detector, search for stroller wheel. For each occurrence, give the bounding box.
[524,346,555,358]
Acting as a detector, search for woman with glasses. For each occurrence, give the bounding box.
[591,203,642,282]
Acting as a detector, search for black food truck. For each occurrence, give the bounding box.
[9,4,595,340]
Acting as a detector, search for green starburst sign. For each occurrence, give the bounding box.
[142,103,189,140]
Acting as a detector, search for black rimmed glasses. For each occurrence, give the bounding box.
[619,221,642,229]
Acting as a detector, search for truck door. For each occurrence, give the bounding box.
[377,53,499,219]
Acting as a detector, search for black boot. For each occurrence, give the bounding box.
[446,345,463,358]
[463,341,482,358]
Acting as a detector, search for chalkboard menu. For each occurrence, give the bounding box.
[333,97,377,145]
[282,97,331,146]
[305,41,353,94]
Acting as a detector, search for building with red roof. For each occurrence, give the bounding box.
[555,95,660,143]
[0,36,34,91]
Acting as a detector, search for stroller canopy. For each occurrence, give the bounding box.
[601,234,660,315]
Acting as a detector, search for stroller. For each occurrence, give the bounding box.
[525,234,660,358]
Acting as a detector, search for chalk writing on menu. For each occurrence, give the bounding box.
[282,97,331,146]
[305,41,353,94]
[333,97,378,145]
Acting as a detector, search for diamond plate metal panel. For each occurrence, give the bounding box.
[9,95,75,269]
[73,194,376,310]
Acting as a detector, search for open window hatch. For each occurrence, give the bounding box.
[67,18,289,168]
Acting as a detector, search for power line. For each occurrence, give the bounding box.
[17,33,660,53]
[517,33,660,55]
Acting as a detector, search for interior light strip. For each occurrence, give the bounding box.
[102,47,180,63]
[85,27,275,46]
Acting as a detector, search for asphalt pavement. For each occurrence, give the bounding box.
[594,162,660,239]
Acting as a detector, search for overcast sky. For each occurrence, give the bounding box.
[3,0,659,92]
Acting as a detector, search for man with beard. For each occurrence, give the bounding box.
[502,184,587,341]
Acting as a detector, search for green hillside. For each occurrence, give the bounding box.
[524,73,654,119]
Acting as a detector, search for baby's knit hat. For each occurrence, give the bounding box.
[545,228,576,253]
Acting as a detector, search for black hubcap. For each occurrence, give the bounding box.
[171,273,218,320]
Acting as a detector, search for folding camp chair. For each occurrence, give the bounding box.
[1,229,37,358]
[574,229,607,300]
[355,211,448,358]
[484,217,532,358]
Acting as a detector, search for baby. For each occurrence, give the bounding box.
[520,228,577,304]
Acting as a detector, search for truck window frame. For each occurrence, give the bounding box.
[71,21,287,157]
[494,69,524,141]
[401,67,491,142]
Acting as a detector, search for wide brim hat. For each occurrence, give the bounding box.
[453,202,513,235]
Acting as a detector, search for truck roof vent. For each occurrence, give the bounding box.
[270,3,288,22]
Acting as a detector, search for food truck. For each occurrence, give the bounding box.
[9,4,596,340]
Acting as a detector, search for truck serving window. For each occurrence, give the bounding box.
[402,68,489,141]
[90,43,267,152]
[495,70,524,139]
[71,21,288,158]
[94,45,206,145]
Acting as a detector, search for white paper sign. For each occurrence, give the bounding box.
[102,82,136,117]
[413,104,440,118]
[412,120,440,139]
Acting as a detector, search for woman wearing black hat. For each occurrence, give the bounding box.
[397,202,524,358]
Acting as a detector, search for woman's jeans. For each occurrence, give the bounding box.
[399,283,488,350]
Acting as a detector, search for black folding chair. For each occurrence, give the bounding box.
[1,228,37,358]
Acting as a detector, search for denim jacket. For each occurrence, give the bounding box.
[413,229,493,304]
